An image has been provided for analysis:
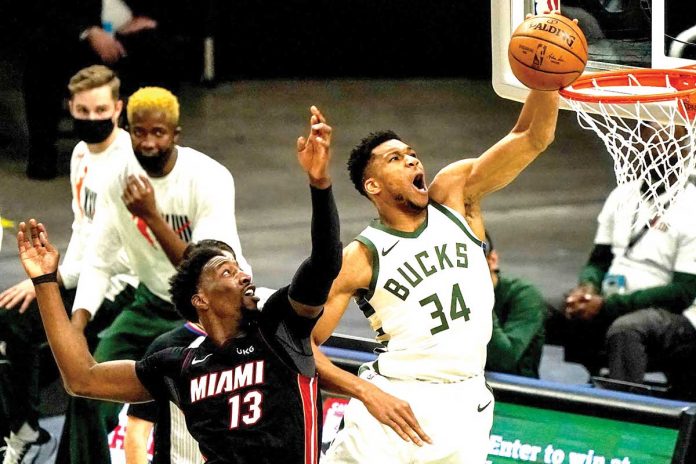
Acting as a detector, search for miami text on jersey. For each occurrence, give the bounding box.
[190,360,265,403]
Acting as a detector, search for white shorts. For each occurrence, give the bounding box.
[323,370,494,463]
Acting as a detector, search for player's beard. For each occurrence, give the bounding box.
[135,148,171,176]
[394,193,427,213]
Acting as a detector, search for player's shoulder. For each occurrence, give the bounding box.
[69,141,89,169]
[336,240,373,291]
[345,239,372,264]
[178,146,229,172]
[177,146,234,185]
[140,345,189,370]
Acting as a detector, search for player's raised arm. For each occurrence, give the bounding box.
[430,89,559,210]
[16,219,151,403]
[287,106,342,318]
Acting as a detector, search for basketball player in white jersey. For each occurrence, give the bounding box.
[315,87,560,463]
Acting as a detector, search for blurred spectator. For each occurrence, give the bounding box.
[484,233,546,378]
[0,65,138,464]
[21,0,194,179]
[553,179,696,400]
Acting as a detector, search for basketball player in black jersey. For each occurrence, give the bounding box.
[14,106,340,464]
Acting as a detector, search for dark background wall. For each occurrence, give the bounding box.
[211,0,492,79]
[1,1,493,81]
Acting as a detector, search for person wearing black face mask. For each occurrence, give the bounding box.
[61,86,251,464]
[72,117,116,144]
[0,65,139,463]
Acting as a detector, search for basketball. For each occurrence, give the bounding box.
[508,13,588,91]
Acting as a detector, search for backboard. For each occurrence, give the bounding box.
[492,0,696,103]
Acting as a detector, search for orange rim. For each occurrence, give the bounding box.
[559,68,696,103]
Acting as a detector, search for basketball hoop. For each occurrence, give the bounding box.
[560,68,696,223]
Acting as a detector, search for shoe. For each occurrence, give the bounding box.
[2,427,56,464]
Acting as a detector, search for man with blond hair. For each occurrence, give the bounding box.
[0,65,138,464]
[58,86,250,463]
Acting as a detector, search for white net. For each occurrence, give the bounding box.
[562,72,696,224]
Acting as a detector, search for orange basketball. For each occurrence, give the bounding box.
[508,13,588,91]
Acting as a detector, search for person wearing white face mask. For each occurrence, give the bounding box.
[0,65,138,464]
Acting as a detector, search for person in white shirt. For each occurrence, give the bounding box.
[560,180,696,400]
[59,86,249,464]
[0,65,138,464]
[556,123,696,401]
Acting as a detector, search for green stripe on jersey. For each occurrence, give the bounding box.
[355,235,379,299]
[430,201,483,247]
[368,214,429,238]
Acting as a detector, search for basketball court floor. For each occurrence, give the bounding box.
[0,77,617,461]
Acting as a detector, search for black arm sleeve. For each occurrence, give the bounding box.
[288,185,342,307]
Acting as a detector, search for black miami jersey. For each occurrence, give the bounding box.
[135,287,321,464]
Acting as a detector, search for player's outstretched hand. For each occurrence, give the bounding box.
[297,105,332,189]
[361,382,432,446]
[16,219,60,280]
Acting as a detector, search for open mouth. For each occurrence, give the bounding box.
[412,173,426,192]
[243,285,256,297]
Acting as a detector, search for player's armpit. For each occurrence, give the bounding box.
[429,158,477,210]
[311,241,372,345]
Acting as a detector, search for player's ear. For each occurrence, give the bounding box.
[364,177,381,196]
[191,293,208,311]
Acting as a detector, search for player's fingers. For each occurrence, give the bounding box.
[0,285,14,300]
[0,291,16,309]
[384,417,411,443]
[311,105,326,124]
[127,176,142,194]
[7,292,24,310]
[38,222,50,241]
[297,136,306,152]
[316,137,331,151]
[17,223,28,254]
[29,219,42,248]
[19,296,33,314]
[390,415,424,446]
[399,408,432,444]
[39,231,57,254]
[312,123,330,136]
[139,175,153,192]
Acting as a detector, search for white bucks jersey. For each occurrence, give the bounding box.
[355,202,493,381]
